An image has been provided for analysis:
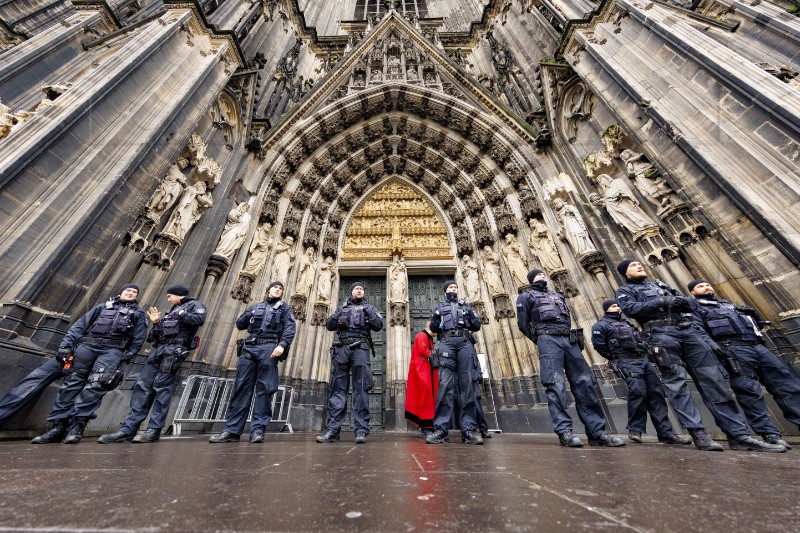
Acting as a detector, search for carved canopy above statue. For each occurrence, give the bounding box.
[342,179,451,261]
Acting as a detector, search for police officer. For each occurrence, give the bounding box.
[98,284,206,444]
[316,281,383,444]
[426,280,483,445]
[0,357,64,424]
[31,284,148,444]
[591,300,690,445]
[688,279,799,449]
[210,281,296,443]
[517,269,624,447]
[615,259,785,452]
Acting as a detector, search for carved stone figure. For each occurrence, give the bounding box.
[316,256,337,302]
[270,235,296,283]
[501,233,529,288]
[241,223,273,276]
[590,173,658,234]
[552,198,597,257]
[161,181,213,242]
[212,202,252,261]
[620,149,683,216]
[461,255,481,302]
[481,246,506,297]
[293,247,316,297]
[146,159,188,218]
[528,218,563,272]
[388,256,408,303]
[600,124,625,157]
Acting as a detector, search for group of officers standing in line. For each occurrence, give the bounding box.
[0,256,798,449]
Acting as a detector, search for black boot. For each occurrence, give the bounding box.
[728,434,786,453]
[209,431,240,443]
[558,431,583,447]
[62,419,87,444]
[355,432,367,444]
[763,434,791,450]
[425,429,448,444]
[588,434,626,447]
[480,429,492,439]
[461,431,484,445]
[31,420,69,444]
[689,429,724,451]
[132,428,161,443]
[315,430,340,443]
[97,430,134,444]
[658,433,692,445]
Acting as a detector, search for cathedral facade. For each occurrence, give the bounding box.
[1,0,799,434]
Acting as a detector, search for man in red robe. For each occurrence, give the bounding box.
[405,322,438,434]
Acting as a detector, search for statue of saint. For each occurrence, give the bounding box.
[241,223,272,276]
[620,149,683,214]
[388,256,408,303]
[161,181,213,242]
[461,255,481,302]
[481,246,506,297]
[591,173,658,234]
[501,233,529,288]
[270,235,296,283]
[293,247,316,297]
[212,203,252,261]
[528,219,563,272]
[552,198,597,256]
[146,159,188,218]
[316,256,337,303]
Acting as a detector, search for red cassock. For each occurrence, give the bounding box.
[405,330,438,429]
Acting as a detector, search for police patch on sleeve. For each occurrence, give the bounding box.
[197,309,205,314]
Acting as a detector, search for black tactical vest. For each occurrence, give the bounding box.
[337,303,366,330]
[160,303,191,337]
[605,318,641,352]
[89,305,133,337]
[529,290,570,325]
[249,301,284,335]
[697,299,755,340]
[439,302,468,330]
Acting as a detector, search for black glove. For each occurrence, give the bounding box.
[121,352,135,363]
[662,295,691,309]
[711,343,728,359]
[56,348,72,364]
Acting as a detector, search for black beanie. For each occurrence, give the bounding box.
[527,269,544,284]
[617,259,634,277]
[687,279,707,293]
[602,300,617,313]
[120,284,140,294]
[268,281,285,291]
[443,280,457,292]
[166,284,190,297]
[351,281,364,291]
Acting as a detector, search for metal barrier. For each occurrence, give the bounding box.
[172,375,294,436]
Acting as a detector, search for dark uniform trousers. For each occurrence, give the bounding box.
[474,380,489,433]
[650,325,750,437]
[615,357,674,437]
[327,341,372,435]
[432,335,479,433]
[120,343,186,433]
[728,344,800,433]
[48,344,124,422]
[223,341,281,436]
[0,358,64,423]
[537,334,606,437]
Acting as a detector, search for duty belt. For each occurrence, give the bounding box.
[442,329,469,337]
[609,352,647,360]
[719,338,763,347]
[641,318,689,331]
[246,337,280,345]
[535,328,570,336]
[80,337,126,347]
[164,337,190,345]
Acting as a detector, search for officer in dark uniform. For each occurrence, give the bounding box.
[31,284,148,444]
[210,281,296,443]
[98,284,206,444]
[517,269,624,448]
[591,300,690,445]
[615,259,785,452]
[688,279,799,449]
[317,281,383,444]
[426,280,484,445]
[0,358,64,424]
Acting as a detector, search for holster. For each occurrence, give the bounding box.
[438,351,457,371]
[97,363,125,391]
[472,351,480,370]
[570,329,585,350]
[609,360,625,379]
[717,345,743,377]
[649,345,671,369]
[160,350,187,373]
[236,339,245,358]
[429,349,440,370]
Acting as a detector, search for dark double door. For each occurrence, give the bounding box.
[409,275,452,344]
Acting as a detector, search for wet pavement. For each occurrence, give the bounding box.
[0,432,798,532]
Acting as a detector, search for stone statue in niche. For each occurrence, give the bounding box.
[212,202,252,261]
[552,198,598,257]
[241,222,273,276]
[481,246,506,297]
[461,255,482,302]
[293,247,316,298]
[271,235,296,283]
[590,173,658,234]
[145,159,188,219]
[528,218,564,272]
[501,233,529,288]
[620,149,683,217]
[388,256,408,304]
[316,256,337,303]
[161,181,214,242]
[600,124,625,158]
